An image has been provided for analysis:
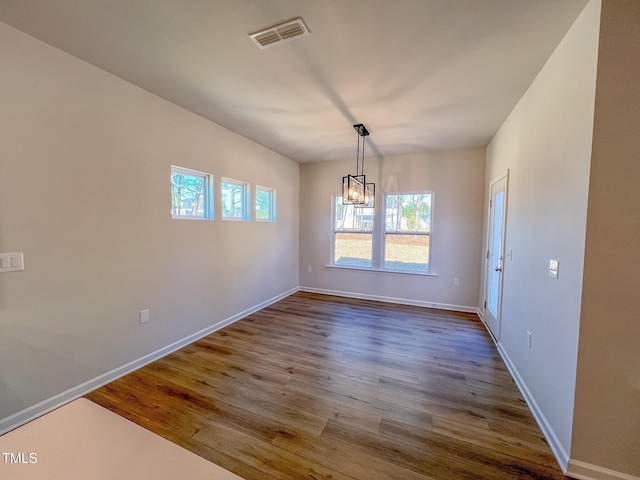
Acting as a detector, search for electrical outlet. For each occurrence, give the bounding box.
[527,331,532,349]
[140,309,150,324]
[307,265,312,272]
[454,277,460,286]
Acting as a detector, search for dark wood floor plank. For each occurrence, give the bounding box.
[193,422,357,480]
[120,366,328,437]
[283,374,438,428]
[167,434,280,480]
[237,375,383,433]
[271,427,437,480]
[325,419,565,480]
[429,416,558,467]
[86,291,567,480]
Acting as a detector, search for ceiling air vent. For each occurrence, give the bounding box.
[249,17,310,49]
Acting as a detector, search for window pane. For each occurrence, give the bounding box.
[384,234,429,271]
[335,198,373,231]
[256,187,274,221]
[171,169,207,218]
[384,193,432,272]
[334,233,373,267]
[488,190,504,315]
[385,194,431,232]
[333,196,374,267]
[222,179,246,219]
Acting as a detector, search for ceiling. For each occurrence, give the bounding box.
[0,0,589,163]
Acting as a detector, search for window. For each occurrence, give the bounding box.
[333,196,374,267]
[384,193,432,272]
[221,177,249,220]
[255,186,276,222]
[171,166,213,219]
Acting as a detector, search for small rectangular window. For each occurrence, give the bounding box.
[384,193,432,272]
[221,177,249,220]
[333,196,374,268]
[171,166,213,220]
[256,186,276,222]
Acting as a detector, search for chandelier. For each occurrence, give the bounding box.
[342,123,375,207]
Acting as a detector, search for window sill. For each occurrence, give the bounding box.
[325,264,437,278]
[172,216,212,221]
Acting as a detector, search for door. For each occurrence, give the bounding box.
[484,173,508,340]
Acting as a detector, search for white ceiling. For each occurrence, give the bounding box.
[0,0,589,163]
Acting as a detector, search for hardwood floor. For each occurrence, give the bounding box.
[86,292,567,480]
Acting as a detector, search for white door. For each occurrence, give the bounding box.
[485,173,508,340]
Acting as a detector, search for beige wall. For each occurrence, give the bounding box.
[571,0,640,476]
[483,0,600,465]
[299,148,485,310]
[0,22,299,425]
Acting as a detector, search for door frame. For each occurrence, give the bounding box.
[483,170,509,341]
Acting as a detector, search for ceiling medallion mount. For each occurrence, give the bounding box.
[353,123,369,137]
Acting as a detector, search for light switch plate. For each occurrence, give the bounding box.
[0,253,24,273]
[140,309,150,324]
[549,259,559,279]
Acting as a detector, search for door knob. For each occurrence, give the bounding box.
[495,267,502,272]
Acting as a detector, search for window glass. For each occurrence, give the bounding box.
[256,186,275,221]
[171,166,212,219]
[384,193,431,272]
[333,196,374,267]
[222,178,249,220]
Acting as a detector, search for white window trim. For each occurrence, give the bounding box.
[382,191,433,274]
[171,165,213,220]
[325,264,437,277]
[255,185,276,222]
[221,177,250,221]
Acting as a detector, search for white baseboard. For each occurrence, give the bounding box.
[299,286,480,315]
[495,342,570,472]
[566,460,640,480]
[0,287,298,436]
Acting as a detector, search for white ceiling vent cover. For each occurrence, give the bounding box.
[249,17,310,49]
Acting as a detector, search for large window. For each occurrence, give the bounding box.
[221,178,249,220]
[255,186,276,222]
[384,193,432,272]
[171,166,213,220]
[333,196,374,267]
